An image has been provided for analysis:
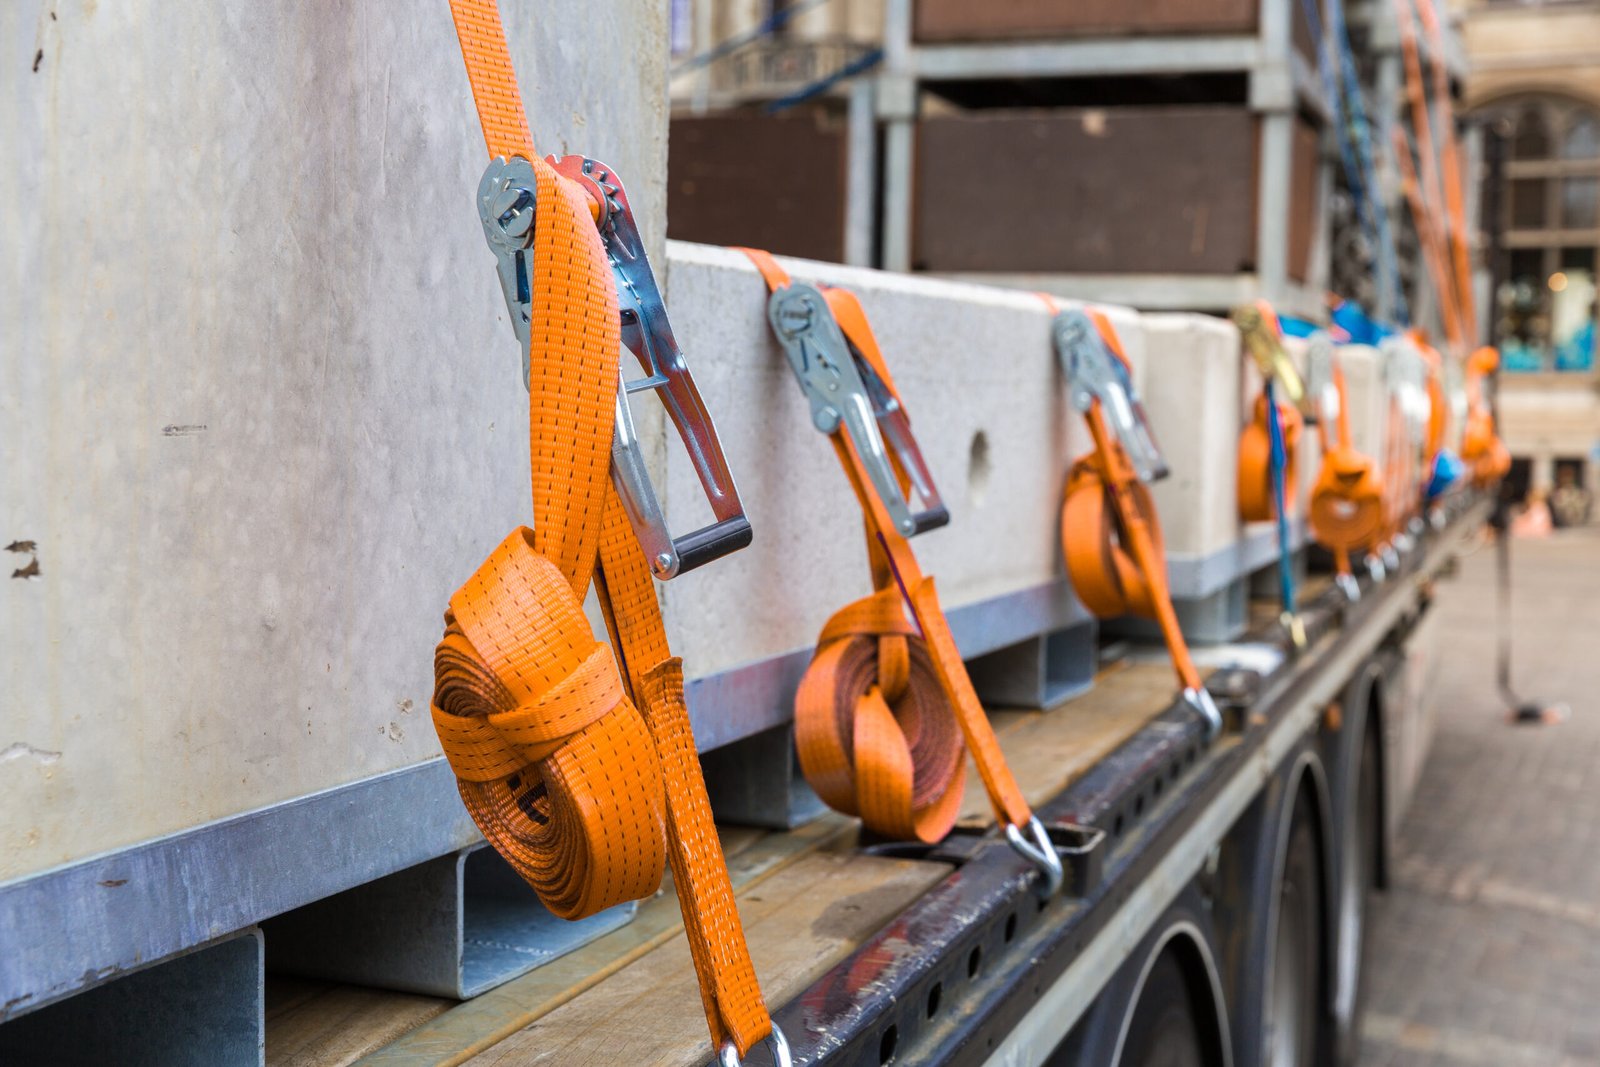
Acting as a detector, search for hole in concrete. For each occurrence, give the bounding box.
[967,431,992,507]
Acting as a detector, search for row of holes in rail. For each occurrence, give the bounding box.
[863,738,1206,1065]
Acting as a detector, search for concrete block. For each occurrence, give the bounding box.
[0,0,668,881]
[1140,313,1245,562]
[1339,344,1388,463]
[657,242,1114,687]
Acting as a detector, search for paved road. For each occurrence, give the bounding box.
[1359,526,1600,1067]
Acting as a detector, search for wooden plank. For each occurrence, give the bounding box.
[463,852,950,1066]
[266,978,451,1067]
[956,662,1188,829]
[353,817,856,1067]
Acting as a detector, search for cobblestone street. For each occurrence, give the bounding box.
[1360,527,1600,1066]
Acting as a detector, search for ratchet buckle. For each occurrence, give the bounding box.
[1232,301,1306,411]
[477,155,751,579]
[766,283,949,538]
[1052,309,1170,483]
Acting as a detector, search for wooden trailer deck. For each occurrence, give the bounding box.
[264,660,1189,1067]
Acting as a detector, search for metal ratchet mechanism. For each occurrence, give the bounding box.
[1053,311,1169,483]
[477,155,752,579]
[1232,304,1306,411]
[767,283,949,538]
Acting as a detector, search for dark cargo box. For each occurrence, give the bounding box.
[913,0,1318,65]
[668,111,850,264]
[912,107,1319,281]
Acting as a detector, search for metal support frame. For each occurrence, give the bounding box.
[0,931,263,1067]
[844,78,877,267]
[264,845,636,999]
[935,272,1329,321]
[871,0,1336,313]
[967,619,1099,710]
[701,723,829,829]
[0,572,1092,1021]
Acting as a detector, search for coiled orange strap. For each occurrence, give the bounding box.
[1238,392,1303,524]
[434,3,771,1057]
[1308,361,1385,577]
[1462,346,1511,488]
[740,248,1033,844]
[1040,296,1204,697]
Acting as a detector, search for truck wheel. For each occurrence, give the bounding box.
[1265,804,1322,1067]
[1120,951,1205,1067]
[1332,729,1380,1065]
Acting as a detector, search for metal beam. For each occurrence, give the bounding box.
[911,35,1262,82]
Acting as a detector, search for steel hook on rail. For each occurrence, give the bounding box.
[719,1024,793,1067]
[1006,815,1066,899]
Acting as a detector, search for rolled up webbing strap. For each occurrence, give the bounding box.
[739,247,1034,844]
[1039,294,1206,698]
[1239,393,1303,524]
[434,3,773,1058]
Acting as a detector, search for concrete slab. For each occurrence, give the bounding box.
[0,0,667,881]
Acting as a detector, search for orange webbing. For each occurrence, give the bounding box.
[1040,296,1203,696]
[436,4,770,1056]
[739,247,1032,841]
[1308,363,1385,576]
[1238,393,1303,524]
[1462,347,1511,487]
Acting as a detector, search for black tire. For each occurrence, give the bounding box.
[1121,951,1206,1067]
[1332,729,1380,1066]
[1264,803,1323,1067]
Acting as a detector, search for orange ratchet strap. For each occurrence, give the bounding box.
[1235,306,1306,526]
[1239,391,1304,523]
[737,247,1064,897]
[434,6,783,1064]
[1462,346,1511,487]
[1306,338,1386,598]
[1042,296,1223,736]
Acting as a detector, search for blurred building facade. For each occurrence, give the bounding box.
[1462,0,1600,508]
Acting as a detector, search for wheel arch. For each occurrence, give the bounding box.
[1110,919,1234,1067]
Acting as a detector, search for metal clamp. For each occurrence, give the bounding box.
[1336,571,1361,603]
[477,155,752,579]
[719,1024,792,1067]
[1232,303,1306,410]
[1282,611,1308,653]
[767,283,948,538]
[1052,310,1169,484]
[1365,553,1387,583]
[1182,685,1224,739]
[1005,815,1065,899]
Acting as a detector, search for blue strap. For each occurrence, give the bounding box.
[1264,379,1298,616]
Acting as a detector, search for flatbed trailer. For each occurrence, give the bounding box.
[2,4,1486,1062]
[258,498,1479,1067]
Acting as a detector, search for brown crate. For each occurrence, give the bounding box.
[913,0,1257,41]
[667,112,849,263]
[1289,115,1319,283]
[913,108,1258,274]
[912,107,1321,281]
[912,0,1320,65]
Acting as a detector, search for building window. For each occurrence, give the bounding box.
[1481,95,1600,371]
